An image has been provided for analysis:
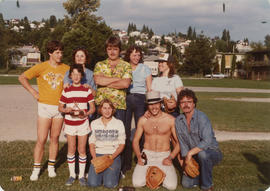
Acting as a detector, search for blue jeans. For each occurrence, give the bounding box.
[122,93,146,173]
[182,149,222,190]
[87,154,121,188]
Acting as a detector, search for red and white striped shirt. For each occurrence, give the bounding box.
[60,85,94,126]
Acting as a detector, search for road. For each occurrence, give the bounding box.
[0,85,269,142]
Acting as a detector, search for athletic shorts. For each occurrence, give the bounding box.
[63,119,90,136]
[38,102,63,119]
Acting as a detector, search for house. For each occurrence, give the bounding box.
[246,50,270,80]
[216,52,246,77]
[129,31,141,37]
[12,45,41,67]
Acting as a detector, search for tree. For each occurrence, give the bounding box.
[231,54,236,78]
[63,0,100,17]
[192,27,196,40]
[187,26,192,40]
[264,34,270,49]
[183,34,216,75]
[221,54,225,73]
[215,39,227,52]
[49,15,57,28]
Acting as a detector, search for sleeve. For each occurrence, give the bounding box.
[87,89,94,103]
[85,70,97,90]
[173,75,183,88]
[93,62,102,75]
[122,62,132,79]
[59,89,67,104]
[88,121,96,144]
[24,63,43,80]
[63,71,72,84]
[144,65,152,77]
[175,118,189,157]
[197,114,214,150]
[117,120,126,144]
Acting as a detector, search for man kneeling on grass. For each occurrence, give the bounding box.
[175,88,222,191]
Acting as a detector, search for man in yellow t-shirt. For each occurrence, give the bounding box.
[18,40,69,181]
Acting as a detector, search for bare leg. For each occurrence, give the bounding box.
[48,117,63,160]
[34,117,52,163]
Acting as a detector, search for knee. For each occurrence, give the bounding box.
[50,135,59,143]
[132,176,145,187]
[88,181,100,187]
[198,150,209,162]
[104,180,118,188]
[163,183,177,190]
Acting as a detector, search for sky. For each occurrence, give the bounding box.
[1,0,270,42]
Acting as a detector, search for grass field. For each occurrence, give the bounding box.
[0,141,269,191]
[196,92,270,132]
[1,76,270,89]
[0,76,36,85]
[182,78,270,89]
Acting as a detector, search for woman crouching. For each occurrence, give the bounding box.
[87,99,126,188]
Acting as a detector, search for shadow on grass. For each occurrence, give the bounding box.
[39,143,68,176]
[243,153,270,184]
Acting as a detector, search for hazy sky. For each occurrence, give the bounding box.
[1,0,270,42]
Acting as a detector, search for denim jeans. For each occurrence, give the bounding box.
[182,149,222,190]
[122,93,146,173]
[87,154,121,188]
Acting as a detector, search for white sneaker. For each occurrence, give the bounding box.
[30,171,39,181]
[48,169,56,178]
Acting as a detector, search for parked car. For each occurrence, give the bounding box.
[204,73,228,78]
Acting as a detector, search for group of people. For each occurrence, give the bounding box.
[18,35,222,191]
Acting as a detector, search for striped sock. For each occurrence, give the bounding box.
[48,159,56,177]
[79,155,87,179]
[30,163,41,181]
[67,155,76,178]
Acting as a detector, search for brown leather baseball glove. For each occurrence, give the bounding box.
[91,155,114,174]
[184,157,200,178]
[146,166,166,189]
[163,95,177,113]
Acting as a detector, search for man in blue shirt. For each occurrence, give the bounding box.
[175,88,222,191]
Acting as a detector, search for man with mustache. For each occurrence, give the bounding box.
[175,88,222,191]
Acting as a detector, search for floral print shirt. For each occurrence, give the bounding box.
[94,59,132,109]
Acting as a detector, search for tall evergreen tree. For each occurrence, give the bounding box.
[187,26,192,40]
[221,54,225,73]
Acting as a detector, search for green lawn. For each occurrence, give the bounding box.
[0,76,36,85]
[0,141,269,191]
[1,76,270,89]
[196,92,270,132]
[182,78,270,89]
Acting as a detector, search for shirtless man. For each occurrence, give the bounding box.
[132,91,180,190]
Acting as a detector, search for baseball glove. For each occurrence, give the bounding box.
[91,155,114,174]
[184,157,200,178]
[146,166,166,190]
[163,96,177,113]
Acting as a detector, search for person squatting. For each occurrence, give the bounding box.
[19,36,222,191]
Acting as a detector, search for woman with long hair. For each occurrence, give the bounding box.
[122,45,152,175]
[152,53,184,117]
[64,47,96,96]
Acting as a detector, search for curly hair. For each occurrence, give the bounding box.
[177,88,198,107]
[124,45,143,63]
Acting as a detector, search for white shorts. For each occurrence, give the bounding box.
[132,149,178,190]
[38,102,63,119]
[63,119,90,136]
